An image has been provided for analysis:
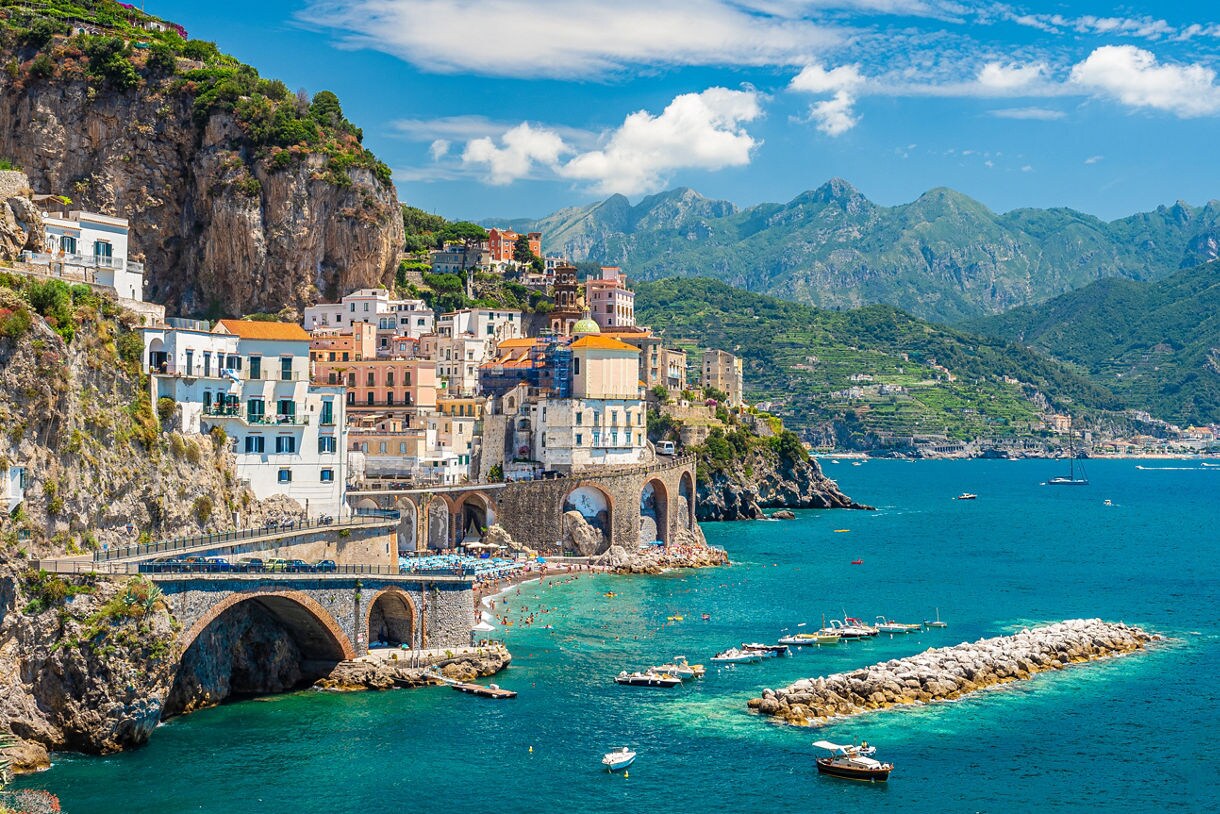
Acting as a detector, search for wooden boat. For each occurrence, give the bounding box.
[602,746,636,772]
[813,740,893,782]
[923,607,948,628]
[615,671,682,687]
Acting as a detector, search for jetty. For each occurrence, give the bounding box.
[748,619,1156,726]
[450,681,518,699]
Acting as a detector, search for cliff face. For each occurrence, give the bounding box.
[696,445,867,521]
[0,55,402,316]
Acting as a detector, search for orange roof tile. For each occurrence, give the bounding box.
[215,319,310,341]
[498,338,539,349]
[569,335,641,352]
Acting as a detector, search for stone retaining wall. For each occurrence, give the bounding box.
[748,619,1156,726]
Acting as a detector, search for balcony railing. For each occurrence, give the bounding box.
[202,406,310,425]
[21,251,141,274]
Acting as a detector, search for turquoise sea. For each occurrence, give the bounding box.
[19,460,1219,813]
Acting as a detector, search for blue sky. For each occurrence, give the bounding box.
[147,1,1220,221]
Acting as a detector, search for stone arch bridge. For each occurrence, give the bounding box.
[347,455,699,555]
[154,573,475,663]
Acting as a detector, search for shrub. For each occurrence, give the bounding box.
[147,42,177,74]
[156,397,176,424]
[192,495,213,524]
[0,305,33,339]
[81,35,140,91]
[28,53,55,79]
[19,18,66,49]
[116,329,144,371]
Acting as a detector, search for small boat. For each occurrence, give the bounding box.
[666,615,684,622]
[602,747,636,772]
[711,648,762,664]
[923,608,948,628]
[701,613,711,621]
[874,615,922,634]
[850,558,863,565]
[834,529,851,533]
[779,632,840,646]
[615,671,682,688]
[604,592,618,598]
[852,461,862,466]
[1103,499,1113,506]
[843,617,880,636]
[955,492,978,500]
[813,741,893,782]
[649,656,705,679]
[741,642,790,658]
[1046,418,1089,485]
[831,459,841,464]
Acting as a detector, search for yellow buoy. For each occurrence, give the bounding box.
[623,770,629,779]
[528,746,533,754]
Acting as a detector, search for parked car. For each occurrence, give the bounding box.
[235,557,264,572]
[312,559,337,572]
[264,558,288,572]
[284,558,311,572]
[203,557,233,572]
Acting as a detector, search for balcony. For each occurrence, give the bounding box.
[202,405,309,426]
[21,251,141,274]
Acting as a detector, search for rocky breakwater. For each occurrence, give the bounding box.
[593,526,729,574]
[315,645,512,691]
[748,619,1156,726]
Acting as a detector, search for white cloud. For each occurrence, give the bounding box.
[456,88,763,193]
[560,88,763,194]
[1021,164,1033,172]
[300,0,841,78]
[976,61,1047,92]
[789,63,865,135]
[1008,12,1179,41]
[989,107,1066,120]
[1069,45,1220,117]
[1084,155,1104,164]
[462,123,569,185]
[428,139,450,160]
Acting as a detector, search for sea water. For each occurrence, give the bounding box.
[19,460,1219,813]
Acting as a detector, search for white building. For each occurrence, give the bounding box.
[142,319,348,518]
[426,308,523,396]
[303,288,434,341]
[3,464,26,515]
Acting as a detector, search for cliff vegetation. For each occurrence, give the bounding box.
[0,0,403,316]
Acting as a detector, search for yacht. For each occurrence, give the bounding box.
[602,747,636,772]
[741,642,790,658]
[711,648,762,664]
[615,671,682,688]
[648,656,704,679]
[874,616,922,634]
[923,608,948,628]
[813,741,893,782]
[841,617,880,637]
[955,492,978,500]
[1047,419,1089,485]
[779,631,840,646]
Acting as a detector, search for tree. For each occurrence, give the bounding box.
[513,233,536,264]
[309,90,343,129]
[440,221,488,246]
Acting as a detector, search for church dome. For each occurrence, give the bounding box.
[572,316,601,335]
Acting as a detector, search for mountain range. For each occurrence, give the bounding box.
[970,261,1220,426]
[496,181,1220,324]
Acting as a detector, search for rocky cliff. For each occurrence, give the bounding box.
[0,11,403,316]
[696,444,867,521]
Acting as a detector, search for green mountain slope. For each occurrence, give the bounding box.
[500,181,1220,324]
[634,278,1123,446]
[968,261,1220,425]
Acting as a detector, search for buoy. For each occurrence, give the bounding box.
[529,746,533,754]
[623,770,629,779]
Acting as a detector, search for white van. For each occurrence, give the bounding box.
[657,441,676,456]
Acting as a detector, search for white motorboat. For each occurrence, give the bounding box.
[874,615,922,634]
[648,656,705,679]
[741,642,790,658]
[711,648,762,664]
[813,741,893,782]
[602,746,636,772]
[615,671,682,688]
[778,632,841,646]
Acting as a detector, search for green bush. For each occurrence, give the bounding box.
[147,42,177,74]
[192,495,213,524]
[28,52,55,78]
[0,305,33,339]
[81,35,140,90]
[156,397,176,424]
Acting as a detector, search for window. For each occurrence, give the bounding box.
[342,352,349,362]
[203,351,212,377]
[278,468,292,483]
[277,399,294,419]
[386,393,394,406]
[249,356,262,379]
[328,352,336,362]
[366,393,374,406]
[318,436,336,454]
[94,240,112,259]
[61,235,77,254]
[573,357,581,375]
[386,370,395,387]
[202,391,212,410]
[347,372,356,387]
[405,371,411,386]
[184,350,194,376]
[399,442,407,454]
[328,372,338,385]
[379,441,388,454]
[275,436,296,454]
[366,371,375,387]
[244,435,265,453]
[349,303,355,312]
[321,469,334,483]
[576,412,582,426]
[320,401,334,425]
[347,392,355,405]
[280,357,293,381]
[576,433,583,446]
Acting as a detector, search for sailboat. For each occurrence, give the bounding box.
[1047,418,1089,486]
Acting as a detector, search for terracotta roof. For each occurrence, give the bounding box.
[569,335,641,352]
[215,319,310,341]
[498,338,539,349]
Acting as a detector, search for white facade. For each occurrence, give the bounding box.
[142,321,348,518]
[303,289,434,339]
[26,209,145,302]
[3,464,26,515]
[437,308,522,344]
[529,397,649,472]
[424,310,521,397]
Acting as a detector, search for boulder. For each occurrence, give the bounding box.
[561,511,607,557]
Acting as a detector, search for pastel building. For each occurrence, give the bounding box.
[487,228,541,263]
[312,356,437,417]
[701,348,744,407]
[584,267,635,330]
[302,289,434,342]
[142,319,347,517]
[428,308,523,396]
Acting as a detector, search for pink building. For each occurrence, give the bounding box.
[584,267,635,330]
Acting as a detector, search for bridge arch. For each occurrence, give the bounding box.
[395,496,419,555]
[455,491,496,544]
[365,587,418,649]
[178,590,356,661]
[424,495,453,551]
[563,483,613,547]
[639,478,669,545]
[678,470,695,530]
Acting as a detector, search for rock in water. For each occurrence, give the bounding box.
[747,619,1157,726]
[561,511,607,556]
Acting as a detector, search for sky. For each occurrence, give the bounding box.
[146,1,1220,221]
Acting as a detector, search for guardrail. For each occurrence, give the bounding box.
[93,515,394,563]
[35,559,475,582]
